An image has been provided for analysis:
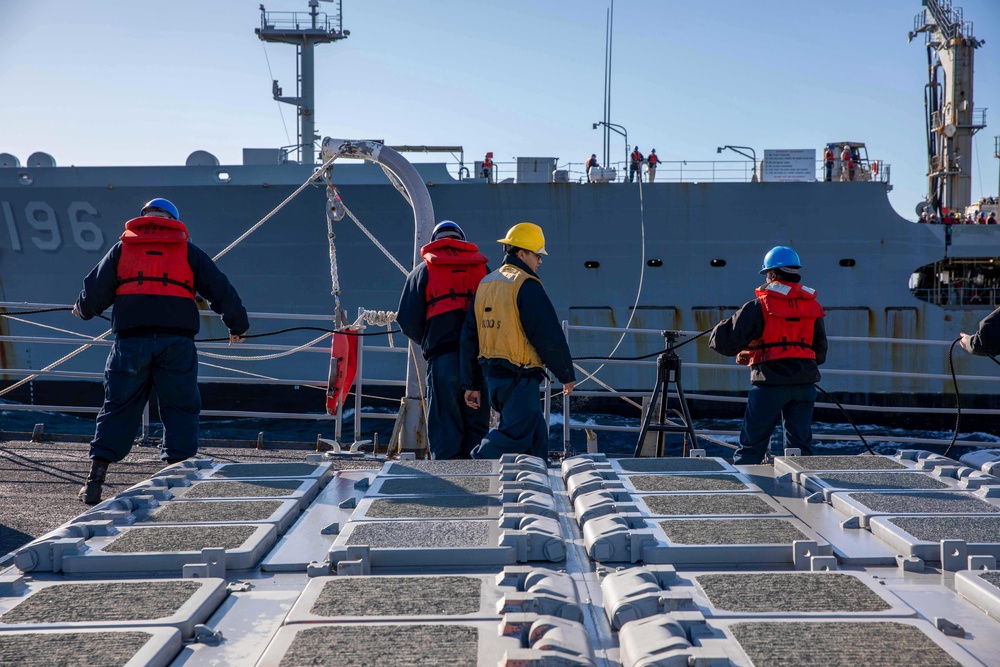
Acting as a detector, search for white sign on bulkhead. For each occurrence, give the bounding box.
[761,149,816,183]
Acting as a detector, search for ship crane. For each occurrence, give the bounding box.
[909,0,985,215]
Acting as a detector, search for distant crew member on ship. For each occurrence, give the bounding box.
[397,221,490,459]
[72,198,249,504]
[481,152,494,183]
[586,154,600,183]
[708,246,827,464]
[460,222,575,461]
[840,145,853,182]
[629,146,644,183]
[960,306,1000,357]
[823,145,835,182]
[647,149,661,183]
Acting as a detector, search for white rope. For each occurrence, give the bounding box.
[573,362,642,410]
[198,332,332,362]
[326,186,342,299]
[342,200,409,275]
[198,360,326,390]
[0,162,336,397]
[380,164,413,207]
[213,156,337,262]
[1,315,93,339]
[574,169,648,390]
[0,332,110,397]
[353,309,397,347]
[353,309,397,328]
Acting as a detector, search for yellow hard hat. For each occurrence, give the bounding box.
[498,222,547,255]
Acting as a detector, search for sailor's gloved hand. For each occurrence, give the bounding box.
[71,304,83,319]
[959,333,974,354]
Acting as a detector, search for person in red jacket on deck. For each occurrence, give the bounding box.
[629,146,644,183]
[397,221,490,459]
[73,198,249,504]
[647,149,661,182]
[709,246,827,464]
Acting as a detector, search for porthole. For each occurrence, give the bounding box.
[710,259,726,267]
[647,259,663,267]
[17,172,32,185]
[840,258,856,267]
[584,261,600,269]
[216,170,231,183]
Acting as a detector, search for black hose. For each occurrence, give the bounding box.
[814,384,876,456]
[943,337,962,458]
[0,308,398,341]
[572,327,712,361]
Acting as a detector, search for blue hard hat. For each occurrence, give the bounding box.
[759,246,801,274]
[431,220,465,241]
[141,198,179,220]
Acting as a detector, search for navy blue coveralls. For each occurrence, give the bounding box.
[459,254,575,461]
[709,289,827,464]
[397,259,490,459]
[75,240,248,463]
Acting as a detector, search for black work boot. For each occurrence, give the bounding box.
[78,458,110,505]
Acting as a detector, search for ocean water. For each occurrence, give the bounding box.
[3,399,995,460]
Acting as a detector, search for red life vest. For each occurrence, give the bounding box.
[631,150,643,164]
[483,156,493,169]
[116,216,195,299]
[422,238,488,319]
[824,148,834,163]
[648,153,660,166]
[742,281,824,365]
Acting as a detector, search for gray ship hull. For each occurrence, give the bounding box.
[1,161,997,419]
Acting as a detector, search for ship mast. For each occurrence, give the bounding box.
[909,0,985,214]
[257,0,349,164]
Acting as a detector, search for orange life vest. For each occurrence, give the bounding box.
[483,156,493,169]
[648,153,660,166]
[824,148,834,163]
[742,281,824,365]
[116,217,195,299]
[631,150,643,164]
[422,238,488,319]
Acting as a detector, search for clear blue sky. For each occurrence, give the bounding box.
[1,0,998,219]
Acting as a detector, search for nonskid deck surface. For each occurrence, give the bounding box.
[1,450,999,665]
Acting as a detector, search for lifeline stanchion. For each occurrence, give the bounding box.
[633,330,698,457]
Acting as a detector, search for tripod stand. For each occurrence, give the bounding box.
[633,330,698,457]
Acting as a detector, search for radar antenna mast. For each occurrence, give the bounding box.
[909,0,985,214]
[257,0,349,164]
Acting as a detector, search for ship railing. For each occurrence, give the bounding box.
[3,304,995,454]
[0,302,405,446]
[259,7,341,34]
[911,286,1000,308]
[557,321,1000,455]
[453,159,890,185]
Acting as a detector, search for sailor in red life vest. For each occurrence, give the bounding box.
[586,154,600,183]
[629,146,644,183]
[823,145,835,182]
[397,221,490,459]
[72,198,249,504]
[840,145,853,182]
[709,246,827,464]
[481,152,494,183]
[646,148,661,183]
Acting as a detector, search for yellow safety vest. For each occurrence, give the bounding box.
[474,264,544,369]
